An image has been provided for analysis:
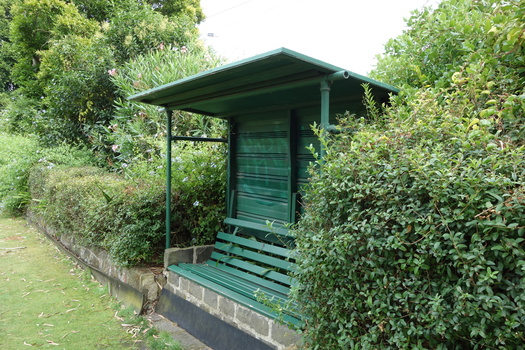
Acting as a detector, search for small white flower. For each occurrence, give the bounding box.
[193,201,200,207]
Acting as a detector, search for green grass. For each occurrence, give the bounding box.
[0,214,140,349]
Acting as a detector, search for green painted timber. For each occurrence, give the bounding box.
[168,264,301,325]
[169,226,301,325]
[223,216,291,237]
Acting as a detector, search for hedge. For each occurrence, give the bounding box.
[28,143,226,267]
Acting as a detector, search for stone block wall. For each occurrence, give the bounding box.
[163,269,301,350]
[26,210,165,312]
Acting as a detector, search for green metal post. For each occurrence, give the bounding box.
[165,109,173,250]
[320,79,331,160]
[320,71,350,159]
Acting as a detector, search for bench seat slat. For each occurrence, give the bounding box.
[168,264,301,326]
[205,256,291,294]
[180,263,289,304]
[209,251,293,286]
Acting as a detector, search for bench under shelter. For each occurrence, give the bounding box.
[129,47,398,350]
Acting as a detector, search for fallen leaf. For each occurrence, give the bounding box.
[46,340,59,346]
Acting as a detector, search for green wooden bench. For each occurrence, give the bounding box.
[168,218,300,325]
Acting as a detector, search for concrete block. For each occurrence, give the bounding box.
[194,245,214,263]
[271,322,302,348]
[179,277,189,293]
[218,295,236,319]
[188,280,204,300]
[167,272,180,288]
[236,306,269,337]
[164,247,193,267]
[203,288,218,311]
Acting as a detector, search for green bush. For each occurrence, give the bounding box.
[28,143,226,266]
[294,107,525,348]
[0,133,98,214]
[293,0,525,348]
[35,34,117,145]
[0,133,38,213]
[103,3,198,64]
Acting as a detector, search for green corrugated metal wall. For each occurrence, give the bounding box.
[228,108,320,226]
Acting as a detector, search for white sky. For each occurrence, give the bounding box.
[198,0,441,76]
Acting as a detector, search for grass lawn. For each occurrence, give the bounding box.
[0,214,140,349]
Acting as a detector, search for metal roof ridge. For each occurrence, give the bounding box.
[128,47,398,103]
[128,47,290,102]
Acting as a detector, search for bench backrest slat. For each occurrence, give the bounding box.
[216,232,291,258]
[214,240,293,272]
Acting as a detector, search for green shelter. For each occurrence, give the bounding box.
[130,47,398,243]
[129,47,398,349]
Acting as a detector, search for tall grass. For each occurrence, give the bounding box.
[0,133,38,214]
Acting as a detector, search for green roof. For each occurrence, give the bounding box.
[128,47,398,117]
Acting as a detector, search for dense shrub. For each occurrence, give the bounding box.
[28,143,226,266]
[35,35,117,145]
[0,134,98,214]
[0,133,38,213]
[293,0,525,348]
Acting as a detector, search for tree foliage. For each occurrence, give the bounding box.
[293,0,525,348]
[0,0,19,91]
[2,0,206,146]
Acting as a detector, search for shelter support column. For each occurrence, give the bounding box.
[320,79,331,159]
[320,71,350,159]
[165,109,173,249]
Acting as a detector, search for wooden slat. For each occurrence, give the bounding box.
[209,251,293,287]
[181,264,289,303]
[178,263,302,320]
[207,260,292,295]
[168,264,301,326]
[224,217,291,237]
[217,232,292,258]
[214,241,292,271]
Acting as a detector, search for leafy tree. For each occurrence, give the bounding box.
[372,0,525,92]
[68,0,204,23]
[4,0,204,144]
[89,43,224,170]
[35,35,116,144]
[0,0,20,91]
[9,0,98,97]
[148,0,204,23]
[104,3,199,64]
